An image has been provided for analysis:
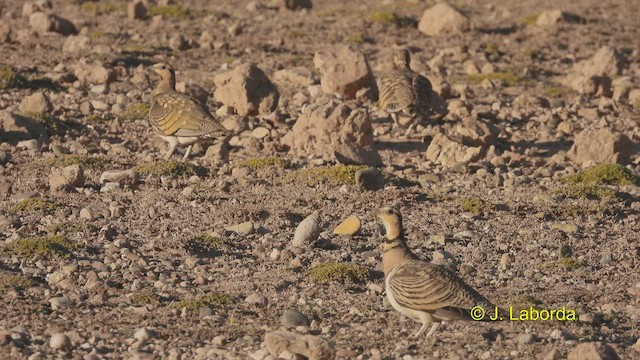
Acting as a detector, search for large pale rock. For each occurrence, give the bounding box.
[49,164,84,191]
[563,47,623,95]
[29,12,77,36]
[455,117,498,147]
[282,98,381,166]
[264,330,335,360]
[0,111,46,140]
[426,133,482,167]
[567,342,620,360]
[213,63,279,116]
[535,10,583,26]
[62,35,91,53]
[313,45,377,100]
[74,60,116,85]
[567,127,632,165]
[418,2,470,36]
[292,211,320,247]
[19,91,52,114]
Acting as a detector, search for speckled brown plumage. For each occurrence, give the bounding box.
[375,206,498,337]
[378,50,435,135]
[148,63,227,159]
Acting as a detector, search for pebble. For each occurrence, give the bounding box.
[134,327,155,341]
[516,333,536,345]
[224,221,254,235]
[551,222,578,233]
[292,211,320,247]
[245,293,268,307]
[355,167,385,190]
[50,333,71,350]
[333,215,361,235]
[281,309,310,327]
[49,297,73,310]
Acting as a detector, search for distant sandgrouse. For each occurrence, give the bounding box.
[148,63,227,160]
[379,50,441,136]
[374,206,499,337]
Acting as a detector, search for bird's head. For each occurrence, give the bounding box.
[374,206,404,241]
[393,49,411,69]
[150,62,175,79]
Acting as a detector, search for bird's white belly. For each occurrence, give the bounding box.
[161,135,199,146]
[385,275,424,323]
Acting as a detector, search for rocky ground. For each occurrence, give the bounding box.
[1,0,640,359]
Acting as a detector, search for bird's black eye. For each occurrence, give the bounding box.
[160,65,166,70]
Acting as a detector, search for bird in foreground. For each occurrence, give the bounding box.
[374,206,499,338]
[148,63,228,160]
[378,49,440,136]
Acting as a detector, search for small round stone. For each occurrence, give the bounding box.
[50,333,71,350]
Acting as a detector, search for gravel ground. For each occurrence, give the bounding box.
[1,0,639,359]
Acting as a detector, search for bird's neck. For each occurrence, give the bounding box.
[382,237,415,275]
[154,78,175,97]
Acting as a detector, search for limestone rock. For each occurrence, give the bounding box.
[567,126,632,165]
[355,167,385,190]
[264,330,335,360]
[455,117,499,147]
[313,45,377,100]
[62,35,91,53]
[282,98,380,166]
[49,164,84,191]
[19,91,52,114]
[213,63,279,116]
[29,12,77,36]
[567,342,620,360]
[292,211,320,247]
[333,215,361,235]
[563,47,624,95]
[426,133,482,167]
[418,2,470,36]
[74,60,116,85]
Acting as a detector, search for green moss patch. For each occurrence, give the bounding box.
[309,262,370,284]
[561,163,637,186]
[39,154,111,170]
[552,183,617,200]
[130,292,161,306]
[0,274,35,294]
[123,103,150,121]
[238,157,289,170]
[185,234,223,257]
[519,13,540,25]
[286,165,367,186]
[11,198,58,213]
[544,85,571,98]
[558,257,583,270]
[149,5,191,19]
[175,293,234,310]
[135,160,200,177]
[457,197,496,215]
[1,235,79,259]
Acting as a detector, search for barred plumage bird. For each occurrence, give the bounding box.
[148,63,228,160]
[374,207,499,337]
[378,50,437,136]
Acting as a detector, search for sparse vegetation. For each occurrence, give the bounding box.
[560,163,637,186]
[552,183,617,199]
[347,33,365,45]
[149,5,191,19]
[80,1,126,15]
[1,235,79,259]
[185,234,224,257]
[135,160,200,177]
[286,165,367,186]
[0,275,35,294]
[544,85,570,98]
[123,103,150,121]
[309,262,370,284]
[11,198,58,213]
[457,197,496,215]
[520,13,540,25]
[40,154,111,170]
[21,111,61,135]
[558,257,583,270]
[0,63,23,89]
[130,292,161,305]
[175,293,235,310]
[237,157,289,170]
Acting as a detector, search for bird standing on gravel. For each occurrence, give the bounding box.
[378,50,436,136]
[148,63,228,160]
[374,206,499,338]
